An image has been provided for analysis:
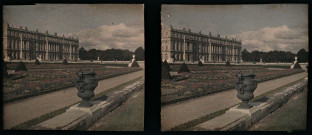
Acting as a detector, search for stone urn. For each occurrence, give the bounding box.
[234,70,258,109]
[75,68,98,107]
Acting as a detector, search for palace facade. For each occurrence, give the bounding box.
[161,25,242,63]
[3,23,79,61]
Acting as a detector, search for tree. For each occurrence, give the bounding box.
[242,49,250,62]
[297,49,308,63]
[79,47,87,60]
[134,47,144,61]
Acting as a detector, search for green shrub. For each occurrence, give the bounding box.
[15,61,27,72]
[162,61,171,79]
[130,59,140,67]
[293,62,301,69]
[2,59,8,78]
[178,62,190,73]
[163,60,170,70]
[198,61,204,66]
[34,59,41,65]
[225,61,231,66]
[63,59,68,64]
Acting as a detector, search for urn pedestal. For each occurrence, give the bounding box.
[235,71,258,109]
[75,69,98,108]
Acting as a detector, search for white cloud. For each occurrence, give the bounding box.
[230,25,308,53]
[69,23,144,51]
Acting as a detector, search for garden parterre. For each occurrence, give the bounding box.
[3,63,142,102]
[161,65,304,105]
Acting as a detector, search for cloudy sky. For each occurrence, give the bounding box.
[3,4,144,51]
[162,4,308,53]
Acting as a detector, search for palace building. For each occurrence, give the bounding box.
[3,23,79,61]
[161,25,242,63]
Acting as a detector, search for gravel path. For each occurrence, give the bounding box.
[161,72,307,131]
[4,70,144,129]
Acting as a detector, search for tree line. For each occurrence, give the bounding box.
[79,47,144,61]
[242,48,309,63]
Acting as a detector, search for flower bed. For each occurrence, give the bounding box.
[161,65,304,106]
[3,63,142,103]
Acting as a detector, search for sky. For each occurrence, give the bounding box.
[3,4,144,51]
[162,4,308,53]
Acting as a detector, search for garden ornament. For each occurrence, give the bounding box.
[75,68,98,107]
[234,70,258,109]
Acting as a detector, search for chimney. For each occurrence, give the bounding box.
[54,32,57,36]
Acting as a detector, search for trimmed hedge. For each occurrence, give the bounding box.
[162,60,171,79]
[2,59,8,78]
[34,59,41,65]
[15,61,27,72]
[225,61,231,66]
[293,62,301,69]
[163,60,170,70]
[198,61,204,66]
[63,59,68,64]
[130,59,140,67]
[178,62,190,73]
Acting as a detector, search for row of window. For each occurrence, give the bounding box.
[170,32,241,45]
[7,30,78,44]
[7,40,78,53]
[169,41,241,55]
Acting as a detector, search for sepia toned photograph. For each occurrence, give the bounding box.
[161,4,308,131]
[3,4,144,131]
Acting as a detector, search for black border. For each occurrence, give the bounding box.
[1,0,311,135]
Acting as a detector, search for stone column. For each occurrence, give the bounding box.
[20,36,23,60]
[209,41,212,61]
[232,45,235,62]
[69,44,72,60]
[45,40,49,60]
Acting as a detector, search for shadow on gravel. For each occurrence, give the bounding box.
[93,95,108,101]
[254,97,269,103]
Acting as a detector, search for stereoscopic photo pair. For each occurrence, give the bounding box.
[2,4,309,132]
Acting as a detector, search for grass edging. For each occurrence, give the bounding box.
[161,70,304,106]
[169,106,233,131]
[4,68,142,103]
[168,77,306,131]
[10,76,144,130]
